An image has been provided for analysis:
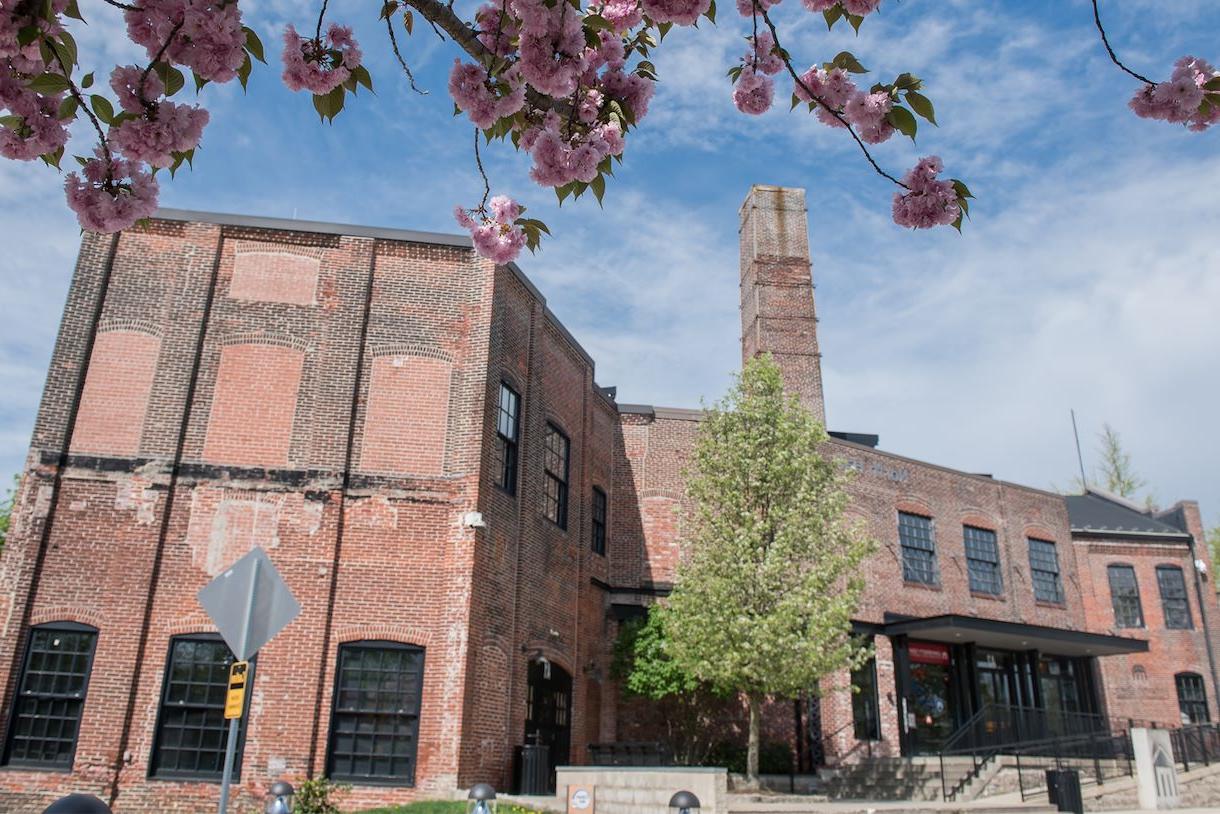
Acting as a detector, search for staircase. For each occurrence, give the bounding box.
[817,756,979,801]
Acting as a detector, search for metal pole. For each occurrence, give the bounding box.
[218,556,260,814]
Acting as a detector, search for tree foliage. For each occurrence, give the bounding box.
[663,354,875,782]
[0,474,16,554]
[1094,423,1147,500]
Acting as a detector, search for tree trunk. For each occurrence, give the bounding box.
[747,692,762,787]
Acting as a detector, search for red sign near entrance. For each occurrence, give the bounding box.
[909,641,950,665]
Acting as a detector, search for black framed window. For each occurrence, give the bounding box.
[898,512,937,585]
[1176,673,1209,724]
[150,635,248,781]
[851,653,880,741]
[543,423,569,529]
[964,526,1002,595]
[327,641,425,785]
[1107,565,1144,628]
[2,623,97,770]
[591,487,607,556]
[493,383,520,494]
[1028,538,1064,604]
[1157,566,1192,630]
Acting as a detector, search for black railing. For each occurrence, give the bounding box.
[1013,729,1135,801]
[938,704,1151,802]
[1171,722,1220,771]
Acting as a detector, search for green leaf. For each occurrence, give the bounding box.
[236,52,253,90]
[832,51,868,74]
[705,0,716,23]
[379,0,398,19]
[89,94,114,125]
[957,194,970,217]
[951,178,973,199]
[556,182,576,204]
[905,90,936,125]
[57,95,79,120]
[58,30,78,67]
[0,114,23,129]
[591,172,606,204]
[1204,76,1220,92]
[312,84,345,121]
[28,72,71,94]
[846,12,864,33]
[63,0,84,21]
[193,71,210,92]
[583,13,613,31]
[822,5,842,30]
[352,65,374,93]
[244,26,266,64]
[74,154,89,167]
[790,92,801,111]
[80,71,93,89]
[951,212,963,233]
[886,105,917,140]
[657,21,673,41]
[893,72,920,91]
[17,25,39,47]
[153,61,185,97]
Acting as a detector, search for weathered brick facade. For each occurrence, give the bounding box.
[0,188,1213,811]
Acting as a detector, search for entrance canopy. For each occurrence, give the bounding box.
[880,614,1148,657]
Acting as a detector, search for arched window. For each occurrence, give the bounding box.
[1107,564,1144,628]
[1176,673,1209,724]
[1156,566,1193,630]
[327,641,425,785]
[149,634,250,780]
[2,622,98,770]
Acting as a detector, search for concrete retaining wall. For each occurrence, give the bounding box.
[556,766,728,814]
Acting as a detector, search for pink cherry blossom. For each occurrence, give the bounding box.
[733,69,773,115]
[843,90,894,143]
[892,155,960,229]
[64,151,160,233]
[794,65,855,126]
[0,76,69,161]
[641,0,711,27]
[109,65,165,114]
[124,0,246,84]
[476,2,520,56]
[735,0,782,17]
[593,0,644,33]
[449,60,525,128]
[110,100,209,167]
[800,0,837,10]
[1129,56,1218,131]
[840,0,881,15]
[743,30,783,76]
[281,23,363,95]
[601,68,654,120]
[454,197,527,264]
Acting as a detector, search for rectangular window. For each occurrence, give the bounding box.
[1028,539,1064,604]
[2,624,97,770]
[591,486,607,556]
[543,424,569,529]
[1176,673,1209,724]
[150,635,248,781]
[851,654,881,741]
[1157,566,1193,629]
[964,526,1002,595]
[493,382,520,494]
[898,512,938,585]
[327,641,425,785]
[1107,565,1145,628]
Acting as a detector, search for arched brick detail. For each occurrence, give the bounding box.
[29,605,105,630]
[203,343,304,468]
[229,248,320,305]
[97,318,163,337]
[960,510,998,531]
[520,642,575,676]
[359,354,451,476]
[218,331,309,352]
[371,344,453,363]
[164,616,219,638]
[333,624,432,647]
[72,329,161,456]
[1023,525,1058,542]
[896,497,933,517]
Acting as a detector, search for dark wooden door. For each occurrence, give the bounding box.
[525,660,571,790]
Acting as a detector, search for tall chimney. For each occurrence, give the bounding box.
[738,185,826,424]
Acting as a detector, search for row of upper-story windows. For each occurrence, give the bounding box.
[1107,563,1193,630]
[2,624,425,786]
[493,382,607,557]
[897,512,1065,603]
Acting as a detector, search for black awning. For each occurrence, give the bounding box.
[881,613,1147,657]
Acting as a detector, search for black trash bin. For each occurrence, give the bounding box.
[516,743,551,795]
[1046,768,1083,814]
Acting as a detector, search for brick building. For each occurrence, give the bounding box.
[0,186,1214,812]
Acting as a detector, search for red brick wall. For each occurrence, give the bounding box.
[202,342,304,468]
[71,329,161,456]
[360,353,452,476]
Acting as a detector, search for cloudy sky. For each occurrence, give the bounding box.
[1,0,1217,525]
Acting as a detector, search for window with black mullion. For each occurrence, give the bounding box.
[1107,564,1144,628]
[898,512,938,585]
[493,383,520,494]
[1157,566,1193,629]
[2,623,97,771]
[1028,538,1064,604]
[591,486,607,556]
[964,525,1002,595]
[543,423,569,529]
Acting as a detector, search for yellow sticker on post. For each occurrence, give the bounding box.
[224,660,249,719]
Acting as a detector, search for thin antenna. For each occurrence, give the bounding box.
[1071,408,1088,491]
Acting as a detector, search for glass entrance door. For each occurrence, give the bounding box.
[905,641,953,753]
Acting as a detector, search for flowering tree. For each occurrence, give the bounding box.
[1,0,1215,261]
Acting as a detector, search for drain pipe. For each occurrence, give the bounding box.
[1187,535,1220,713]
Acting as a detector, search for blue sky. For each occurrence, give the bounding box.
[2,0,1217,525]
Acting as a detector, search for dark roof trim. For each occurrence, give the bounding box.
[829,431,880,448]
[881,613,1148,655]
[615,404,704,421]
[1072,528,1192,543]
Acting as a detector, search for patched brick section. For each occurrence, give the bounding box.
[71,330,160,455]
[203,343,304,468]
[229,248,320,305]
[360,354,451,476]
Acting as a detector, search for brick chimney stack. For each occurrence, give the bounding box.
[738,185,826,424]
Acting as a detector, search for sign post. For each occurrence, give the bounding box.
[197,547,302,814]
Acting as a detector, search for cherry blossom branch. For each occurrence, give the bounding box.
[47,43,113,165]
[314,0,331,41]
[138,20,184,108]
[99,0,141,10]
[473,126,490,209]
[385,13,426,93]
[1091,0,1157,86]
[759,9,907,189]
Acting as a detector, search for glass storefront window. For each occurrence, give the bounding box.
[851,656,881,741]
